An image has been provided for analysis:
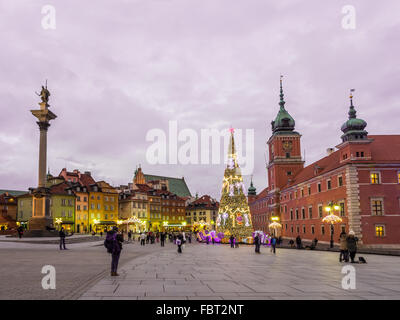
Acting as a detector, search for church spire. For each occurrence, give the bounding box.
[271,75,296,134]
[279,75,285,110]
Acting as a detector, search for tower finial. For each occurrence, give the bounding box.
[279,75,285,109]
[348,89,356,119]
[350,88,355,107]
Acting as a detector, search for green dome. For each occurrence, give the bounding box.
[248,179,256,196]
[340,99,368,142]
[271,78,296,133]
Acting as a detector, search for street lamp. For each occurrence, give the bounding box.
[322,202,343,249]
[55,218,62,230]
[269,216,282,237]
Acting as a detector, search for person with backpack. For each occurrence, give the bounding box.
[104,226,123,276]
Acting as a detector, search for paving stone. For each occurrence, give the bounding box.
[78,243,400,300]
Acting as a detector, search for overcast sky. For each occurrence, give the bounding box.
[0,0,399,199]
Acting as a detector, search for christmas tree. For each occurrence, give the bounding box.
[216,128,253,241]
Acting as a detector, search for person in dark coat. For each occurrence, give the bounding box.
[59,227,67,250]
[176,234,183,253]
[295,235,302,249]
[346,230,358,263]
[160,232,166,247]
[17,226,24,239]
[270,236,277,254]
[229,235,234,248]
[109,226,123,276]
[254,234,261,253]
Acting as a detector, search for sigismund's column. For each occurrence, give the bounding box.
[28,84,57,232]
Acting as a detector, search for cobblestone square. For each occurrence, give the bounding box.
[1,238,400,300]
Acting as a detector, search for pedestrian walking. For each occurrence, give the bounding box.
[188,233,192,244]
[339,231,348,262]
[296,235,302,249]
[230,235,235,248]
[140,232,146,246]
[254,234,261,253]
[270,236,277,254]
[176,234,183,253]
[104,226,123,276]
[346,230,358,263]
[160,232,166,247]
[59,227,67,250]
[289,239,295,248]
[128,230,132,243]
[17,226,24,239]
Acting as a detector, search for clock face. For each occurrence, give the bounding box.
[282,140,293,151]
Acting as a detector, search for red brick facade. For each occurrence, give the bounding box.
[249,92,400,248]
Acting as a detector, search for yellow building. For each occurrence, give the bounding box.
[59,169,95,233]
[119,188,148,233]
[186,195,219,231]
[89,181,119,232]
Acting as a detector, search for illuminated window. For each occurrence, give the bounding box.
[398,172,400,184]
[370,172,380,184]
[375,225,385,237]
[339,202,345,217]
[371,199,384,216]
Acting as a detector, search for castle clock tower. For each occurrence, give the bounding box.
[267,77,304,191]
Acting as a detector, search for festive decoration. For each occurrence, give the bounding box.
[322,214,343,224]
[216,128,254,241]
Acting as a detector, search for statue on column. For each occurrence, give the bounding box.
[36,81,50,105]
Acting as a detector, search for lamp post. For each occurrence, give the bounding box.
[269,216,282,237]
[322,202,343,249]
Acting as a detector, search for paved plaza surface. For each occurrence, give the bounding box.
[0,237,165,299]
[1,238,400,300]
[81,242,400,300]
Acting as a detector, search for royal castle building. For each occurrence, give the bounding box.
[249,81,400,248]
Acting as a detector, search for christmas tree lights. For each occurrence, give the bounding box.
[216,128,254,241]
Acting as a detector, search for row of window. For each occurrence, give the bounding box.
[286,202,346,220]
[285,223,386,237]
[90,195,115,202]
[282,176,344,202]
[89,204,115,211]
[369,172,400,184]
